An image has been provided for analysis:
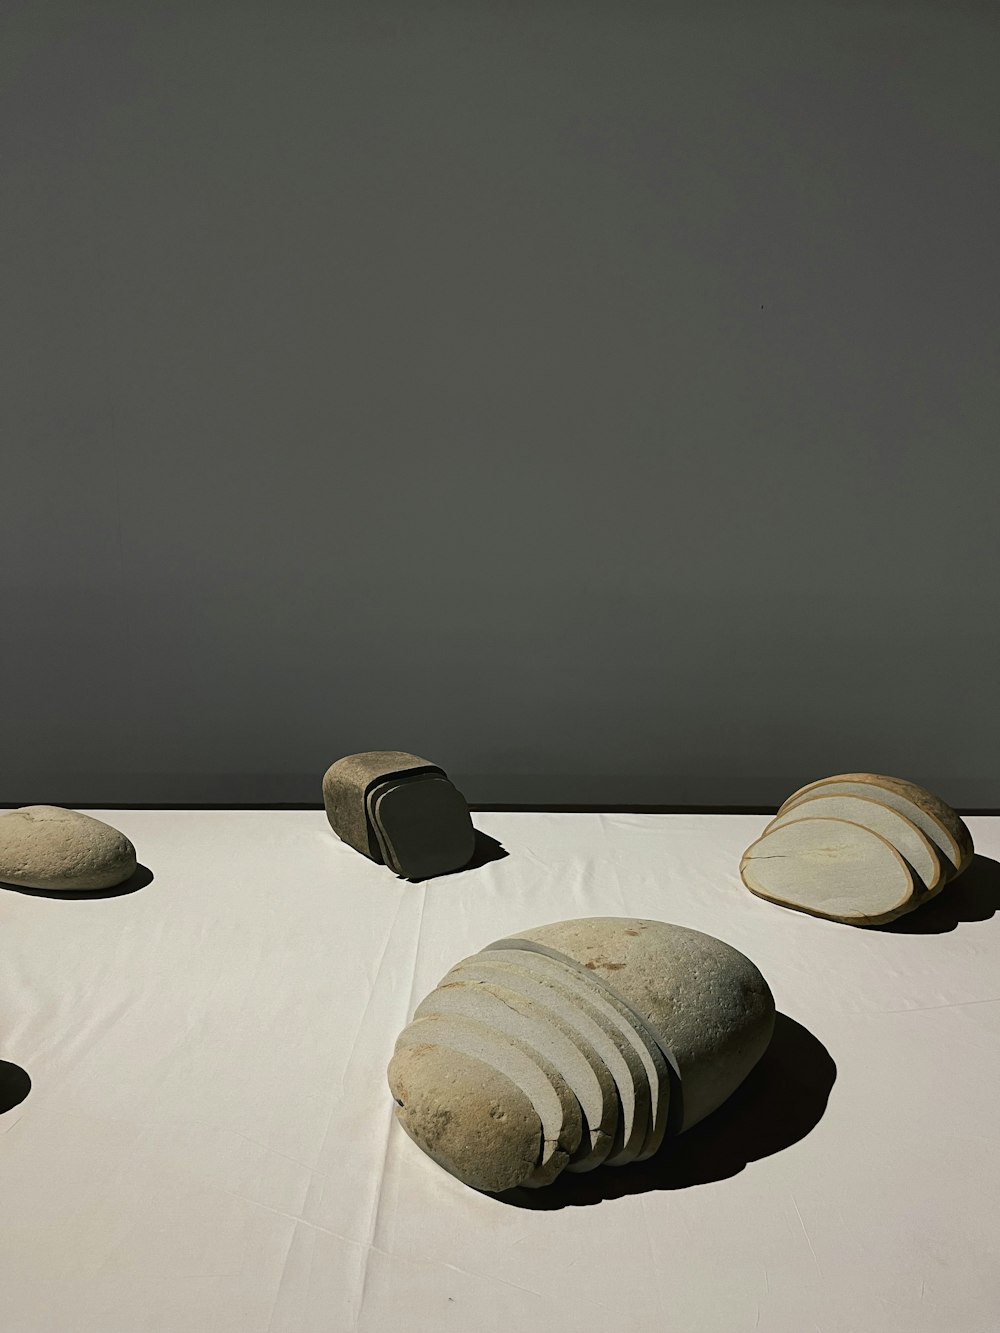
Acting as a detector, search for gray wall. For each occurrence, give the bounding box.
[3,1,998,808]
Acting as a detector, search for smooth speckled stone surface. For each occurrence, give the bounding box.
[504,918,775,1132]
[0,806,137,891]
[388,1040,542,1194]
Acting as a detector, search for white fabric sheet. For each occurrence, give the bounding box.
[2,811,998,1332]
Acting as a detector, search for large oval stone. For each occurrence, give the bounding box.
[0,806,137,891]
[506,917,775,1132]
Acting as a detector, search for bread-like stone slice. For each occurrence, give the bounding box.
[481,942,672,1160]
[395,1012,581,1187]
[369,776,475,879]
[443,954,650,1166]
[777,773,973,879]
[323,751,444,862]
[388,1040,542,1193]
[500,918,775,1133]
[0,805,137,891]
[415,980,618,1171]
[741,816,919,925]
[764,793,945,898]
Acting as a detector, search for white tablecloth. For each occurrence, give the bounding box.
[2,811,998,1332]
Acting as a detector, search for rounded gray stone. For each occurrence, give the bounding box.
[0,806,137,891]
[502,918,776,1133]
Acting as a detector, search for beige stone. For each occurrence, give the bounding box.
[395,1012,581,1187]
[741,816,917,925]
[0,806,136,891]
[765,793,945,898]
[777,773,973,879]
[415,979,617,1171]
[482,942,672,1161]
[388,1040,541,1193]
[444,953,650,1166]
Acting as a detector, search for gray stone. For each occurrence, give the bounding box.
[0,806,136,891]
[322,751,475,878]
[502,918,776,1133]
[415,979,617,1171]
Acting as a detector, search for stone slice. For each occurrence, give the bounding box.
[501,918,776,1133]
[415,980,617,1171]
[395,1012,581,1187]
[444,954,649,1167]
[322,752,444,862]
[0,805,137,891]
[387,1040,541,1193]
[741,817,917,925]
[764,793,944,898]
[371,777,475,879]
[777,773,972,879]
[482,942,672,1160]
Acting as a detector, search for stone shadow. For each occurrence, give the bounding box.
[1,863,154,900]
[873,854,1000,934]
[497,1012,836,1209]
[0,1060,31,1114]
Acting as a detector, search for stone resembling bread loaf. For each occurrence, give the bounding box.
[387,918,775,1192]
[742,772,974,925]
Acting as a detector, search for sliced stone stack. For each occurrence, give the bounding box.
[387,917,775,1193]
[741,772,975,926]
[323,751,475,880]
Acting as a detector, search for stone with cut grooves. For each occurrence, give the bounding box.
[502,917,776,1133]
[0,805,136,891]
[443,953,650,1166]
[741,816,917,925]
[777,772,973,880]
[415,979,618,1170]
[388,917,775,1192]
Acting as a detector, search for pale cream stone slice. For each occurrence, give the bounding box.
[394,1012,582,1187]
[415,980,618,1171]
[388,1040,542,1193]
[482,941,672,1160]
[0,805,136,891]
[764,793,945,898]
[741,816,919,925]
[443,954,650,1167]
[778,773,973,879]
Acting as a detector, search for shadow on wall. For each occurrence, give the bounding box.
[0,1060,31,1115]
[873,854,1000,935]
[0,864,155,900]
[498,1013,836,1210]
